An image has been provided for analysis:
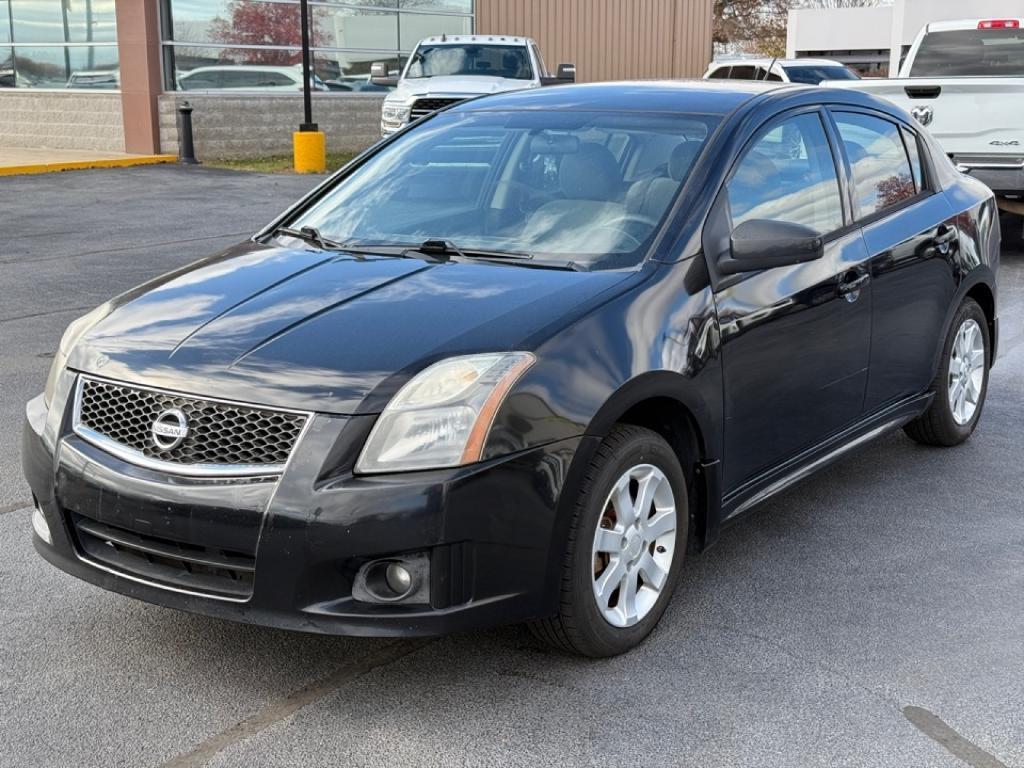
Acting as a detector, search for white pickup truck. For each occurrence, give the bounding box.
[370,35,574,137]
[826,18,1024,198]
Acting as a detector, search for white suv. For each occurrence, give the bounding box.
[704,58,859,85]
[372,35,574,136]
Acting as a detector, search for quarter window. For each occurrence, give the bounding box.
[726,112,844,235]
[901,127,924,193]
[833,112,917,218]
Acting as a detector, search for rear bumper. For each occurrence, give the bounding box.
[956,163,1024,196]
[23,386,586,637]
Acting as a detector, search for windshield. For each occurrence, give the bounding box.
[784,65,859,84]
[291,110,716,270]
[911,28,1024,76]
[405,44,534,80]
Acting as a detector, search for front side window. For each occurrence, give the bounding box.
[406,44,533,80]
[728,65,756,80]
[726,112,844,235]
[833,112,916,218]
[708,65,731,79]
[291,111,717,270]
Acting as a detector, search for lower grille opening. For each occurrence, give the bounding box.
[71,513,255,599]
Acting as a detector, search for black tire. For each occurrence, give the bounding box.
[529,424,688,657]
[904,298,990,447]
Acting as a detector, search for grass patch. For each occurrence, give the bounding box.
[203,151,358,174]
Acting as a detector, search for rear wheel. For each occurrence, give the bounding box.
[904,298,990,446]
[530,425,688,657]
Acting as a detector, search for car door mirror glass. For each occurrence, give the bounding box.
[719,219,824,275]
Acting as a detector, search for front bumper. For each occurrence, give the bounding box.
[23,382,585,637]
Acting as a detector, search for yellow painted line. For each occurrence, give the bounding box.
[0,154,178,177]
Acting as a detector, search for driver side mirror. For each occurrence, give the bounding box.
[541,63,576,86]
[370,61,398,87]
[718,219,824,275]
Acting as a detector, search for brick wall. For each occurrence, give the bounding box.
[0,91,125,152]
[158,93,385,160]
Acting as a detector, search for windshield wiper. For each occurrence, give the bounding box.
[410,239,534,262]
[272,225,349,252]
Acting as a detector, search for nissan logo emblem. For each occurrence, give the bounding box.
[151,408,189,451]
[911,105,934,127]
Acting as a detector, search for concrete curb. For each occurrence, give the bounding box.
[0,154,177,177]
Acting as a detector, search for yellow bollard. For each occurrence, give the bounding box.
[293,130,326,173]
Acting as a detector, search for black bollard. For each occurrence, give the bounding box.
[177,101,198,165]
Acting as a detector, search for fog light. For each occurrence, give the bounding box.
[352,553,430,604]
[31,506,52,545]
[385,563,412,595]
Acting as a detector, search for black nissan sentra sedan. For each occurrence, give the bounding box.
[24,82,999,657]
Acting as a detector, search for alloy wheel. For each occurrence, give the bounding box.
[591,464,677,628]
[948,318,985,426]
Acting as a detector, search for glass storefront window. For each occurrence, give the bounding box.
[313,7,398,51]
[3,44,118,88]
[162,0,474,92]
[1,3,10,44]
[399,12,471,49]
[11,0,117,44]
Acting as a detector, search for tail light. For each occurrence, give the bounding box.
[978,19,1020,29]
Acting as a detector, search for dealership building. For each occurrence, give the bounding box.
[786,0,1023,76]
[0,0,714,158]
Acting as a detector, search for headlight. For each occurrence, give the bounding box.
[44,303,110,407]
[381,103,410,124]
[356,352,535,474]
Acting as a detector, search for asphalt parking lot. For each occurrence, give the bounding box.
[1,165,1022,768]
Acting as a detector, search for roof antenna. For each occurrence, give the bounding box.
[762,56,777,80]
[441,33,447,42]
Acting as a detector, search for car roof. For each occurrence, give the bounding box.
[709,58,846,68]
[417,34,533,46]
[454,80,794,116]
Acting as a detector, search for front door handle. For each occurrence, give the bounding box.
[838,269,870,300]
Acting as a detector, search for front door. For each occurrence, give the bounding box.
[708,109,873,492]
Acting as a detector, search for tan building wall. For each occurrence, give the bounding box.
[476,0,714,81]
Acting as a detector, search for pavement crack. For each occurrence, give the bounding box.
[0,500,33,516]
[903,706,1010,768]
[0,232,251,266]
[706,621,899,710]
[157,637,435,768]
[0,304,94,325]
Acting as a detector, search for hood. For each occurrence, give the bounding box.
[70,242,631,414]
[389,75,534,104]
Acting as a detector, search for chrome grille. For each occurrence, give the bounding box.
[410,97,465,120]
[74,377,307,474]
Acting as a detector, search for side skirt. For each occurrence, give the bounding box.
[719,392,933,524]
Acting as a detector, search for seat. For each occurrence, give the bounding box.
[625,141,701,220]
[521,143,626,250]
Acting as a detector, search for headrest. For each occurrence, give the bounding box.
[669,142,700,181]
[558,143,622,200]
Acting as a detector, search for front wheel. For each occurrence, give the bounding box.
[904,298,990,446]
[530,425,688,657]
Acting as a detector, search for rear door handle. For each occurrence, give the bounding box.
[934,223,956,245]
[838,270,870,299]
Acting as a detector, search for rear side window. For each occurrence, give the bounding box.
[726,112,844,235]
[708,66,731,79]
[833,112,916,218]
[729,65,756,80]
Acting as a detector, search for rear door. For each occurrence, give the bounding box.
[708,108,873,492]
[828,109,958,411]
